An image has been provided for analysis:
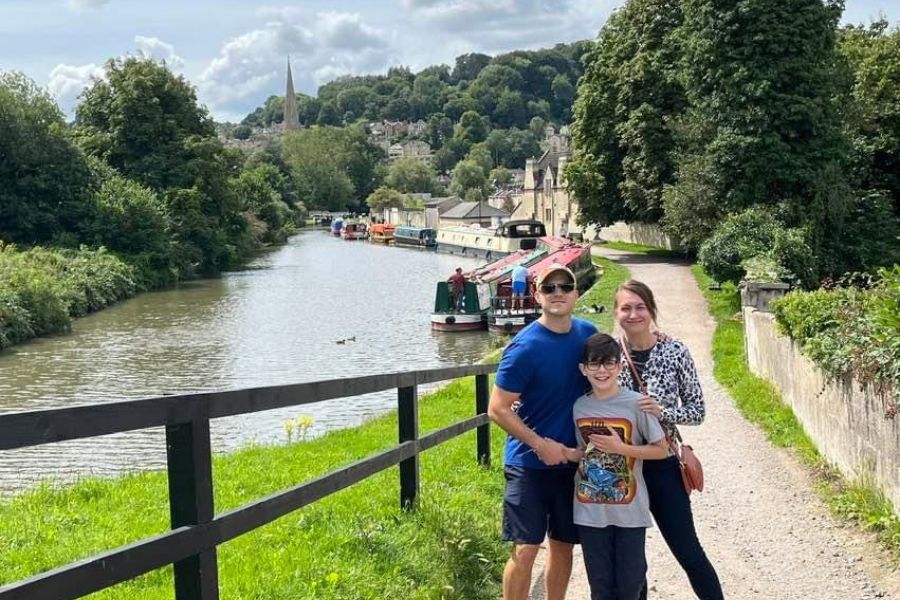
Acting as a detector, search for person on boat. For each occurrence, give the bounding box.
[614,279,724,600]
[448,267,467,313]
[488,264,598,600]
[511,264,529,311]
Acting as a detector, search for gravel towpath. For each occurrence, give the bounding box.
[526,248,899,600]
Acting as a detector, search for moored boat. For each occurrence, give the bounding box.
[369,223,396,244]
[394,226,437,248]
[330,218,344,237]
[430,280,486,331]
[435,219,546,259]
[341,222,368,240]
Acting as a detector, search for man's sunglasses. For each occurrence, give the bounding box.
[539,282,575,294]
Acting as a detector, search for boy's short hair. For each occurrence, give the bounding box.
[581,333,621,364]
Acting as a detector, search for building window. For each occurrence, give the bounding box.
[545,208,552,223]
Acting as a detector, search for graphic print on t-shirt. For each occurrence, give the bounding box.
[575,417,636,504]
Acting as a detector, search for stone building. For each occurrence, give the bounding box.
[513,150,577,238]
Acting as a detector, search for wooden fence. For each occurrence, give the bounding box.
[0,364,497,600]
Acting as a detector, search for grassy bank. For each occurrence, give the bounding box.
[577,256,630,332]
[691,265,900,557]
[1,378,509,599]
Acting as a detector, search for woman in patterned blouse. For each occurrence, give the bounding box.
[614,279,724,600]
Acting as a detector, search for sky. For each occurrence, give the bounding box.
[1,0,896,123]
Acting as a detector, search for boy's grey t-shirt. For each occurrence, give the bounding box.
[572,388,665,528]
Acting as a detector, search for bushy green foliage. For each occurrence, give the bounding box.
[771,266,900,411]
[75,58,253,275]
[567,0,684,226]
[231,165,296,244]
[0,72,94,245]
[385,158,437,194]
[0,244,138,349]
[698,208,817,288]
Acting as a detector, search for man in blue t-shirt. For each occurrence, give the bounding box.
[488,264,598,600]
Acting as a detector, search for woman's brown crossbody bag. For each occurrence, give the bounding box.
[620,339,705,495]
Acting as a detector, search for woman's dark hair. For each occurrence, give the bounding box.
[581,333,621,364]
[614,279,658,322]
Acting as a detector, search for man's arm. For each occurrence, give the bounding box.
[488,385,574,466]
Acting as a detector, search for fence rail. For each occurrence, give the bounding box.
[0,363,497,600]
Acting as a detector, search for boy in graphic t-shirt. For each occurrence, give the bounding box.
[567,333,668,600]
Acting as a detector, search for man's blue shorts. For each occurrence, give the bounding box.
[502,465,579,545]
[512,280,527,295]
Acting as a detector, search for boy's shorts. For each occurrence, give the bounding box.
[512,280,527,295]
[502,465,578,545]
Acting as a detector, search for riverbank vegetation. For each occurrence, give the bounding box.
[692,265,900,557]
[0,378,507,598]
[568,2,900,287]
[0,62,308,349]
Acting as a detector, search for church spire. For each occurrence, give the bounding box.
[283,57,299,131]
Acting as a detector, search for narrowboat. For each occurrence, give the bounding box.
[369,223,396,244]
[341,222,368,240]
[430,247,548,332]
[394,226,437,248]
[435,219,547,259]
[486,241,598,335]
[330,218,344,237]
[430,280,487,331]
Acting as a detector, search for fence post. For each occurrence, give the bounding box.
[398,385,419,510]
[476,373,490,467]
[166,419,219,600]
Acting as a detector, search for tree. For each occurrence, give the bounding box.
[550,74,575,121]
[667,0,846,259]
[566,0,685,228]
[450,159,488,200]
[0,72,93,245]
[456,110,489,145]
[451,53,492,83]
[76,58,255,273]
[466,143,494,175]
[493,89,528,128]
[366,186,403,210]
[386,158,437,194]
[282,127,368,211]
[231,165,294,244]
[426,113,454,149]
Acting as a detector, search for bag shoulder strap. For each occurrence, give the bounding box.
[619,338,648,396]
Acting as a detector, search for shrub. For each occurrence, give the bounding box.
[771,267,900,415]
[699,208,817,287]
[0,243,139,349]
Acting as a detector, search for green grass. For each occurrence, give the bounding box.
[596,241,684,258]
[0,379,509,599]
[576,256,630,332]
[692,264,900,558]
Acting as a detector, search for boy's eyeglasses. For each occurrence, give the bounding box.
[583,359,620,371]
[539,282,575,294]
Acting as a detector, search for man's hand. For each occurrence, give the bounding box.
[562,446,584,462]
[637,395,662,419]
[589,431,626,455]
[533,438,574,466]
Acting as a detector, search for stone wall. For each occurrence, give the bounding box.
[595,221,681,250]
[743,308,900,509]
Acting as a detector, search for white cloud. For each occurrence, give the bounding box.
[47,62,104,113]
[134,36,184,69]
[403,0,605,51]
[66,0,111,10]
[198,10,394,117]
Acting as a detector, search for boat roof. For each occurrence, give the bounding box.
[527,244,590,276]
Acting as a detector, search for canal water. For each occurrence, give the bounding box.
[0,231,497,495]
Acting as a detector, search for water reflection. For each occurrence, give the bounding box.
[0,231,492,495]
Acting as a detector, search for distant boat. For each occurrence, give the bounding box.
[370,223,396,244]
[330,218,344,237]
[393,226,437,248]
[435,219,547,260]
[341,222,368,241]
